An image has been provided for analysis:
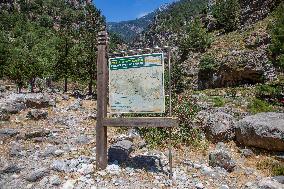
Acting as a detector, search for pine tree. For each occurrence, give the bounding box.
[270,2,284,72]
[180,18,211,57]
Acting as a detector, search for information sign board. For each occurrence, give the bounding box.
[109,53,165,113]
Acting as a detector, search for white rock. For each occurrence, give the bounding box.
[61,180,76,189]
[106,164,121,175]
[50,175,61,186]
[195,182,204,189]
[78,164,94,175]
[220,185,229,189]
[54,150,65,156]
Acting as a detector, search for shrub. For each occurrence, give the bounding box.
[212,0,241,32]
[199,54,219,72]
[269,2,284,71]
[137,93,205,148]
[212,96,226,107]
[247,98,274,114]
[180,18,211,57]
[257,158,284,176]
[255,84,284,104]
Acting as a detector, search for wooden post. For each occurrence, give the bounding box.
[96,30,108,170]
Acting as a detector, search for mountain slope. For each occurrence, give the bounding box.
[107,3,171,43]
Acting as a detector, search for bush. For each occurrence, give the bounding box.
[257,158,284,176]
[199,54,219,72]
[180,18,211,57]
[212,0,241,32]
[255,84,282,100]
[212,96,226,107]
[269,2,284,71]
[247,98,274,114]
[137,93,206,148]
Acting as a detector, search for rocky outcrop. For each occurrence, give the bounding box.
[108,139,134,163]
[235,112,284,151]
[240,0,280,26]
[209,144,236,172]
[244,177,284,189]
[198,49,277,89]
[26,109,48,120]
[196,111,236,143]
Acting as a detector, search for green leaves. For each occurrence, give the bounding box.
[179,18,211,57]
[212,0,241,32]
[0,0,105,92]
[269,2,284,70]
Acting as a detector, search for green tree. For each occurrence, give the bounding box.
[75,2,105,94]
[212,0,241,32]
[270,2,284,72]
[180,18,211,57]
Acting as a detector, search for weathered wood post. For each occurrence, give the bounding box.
[96,30,108,169]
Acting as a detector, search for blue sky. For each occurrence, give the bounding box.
[94,0,176,22]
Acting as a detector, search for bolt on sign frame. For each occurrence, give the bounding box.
[96,31,178,179]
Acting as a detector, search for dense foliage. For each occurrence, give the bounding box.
[180,18,211,57]
[269,2,284,71]
[0,0,105,93]
[199,54,219,72]
[212,0,241,32]
[156,0,208,32]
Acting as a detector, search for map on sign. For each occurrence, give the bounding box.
[109,53,165,113]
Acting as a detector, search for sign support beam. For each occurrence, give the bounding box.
[96,31,108,170]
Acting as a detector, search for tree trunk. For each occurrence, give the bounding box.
[18,82,23,93]
[64,77,68,93]
[88,76,93,95]
[30,78,35,93]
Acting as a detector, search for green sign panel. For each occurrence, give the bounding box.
[109,53,165,113]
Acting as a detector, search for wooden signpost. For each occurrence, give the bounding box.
[96,30,178,178]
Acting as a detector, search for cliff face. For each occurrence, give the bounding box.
[240,0,280,26]
[131,0,281,90]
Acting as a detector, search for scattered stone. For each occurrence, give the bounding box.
[0,111,10,121]
[62,95,70,101]
[71,90,84,99]
[78,164,94,175]
[240,148,254,158]
[51,160,67,172]
[272,176,284,184]
[209,148,236,172]
[50,175,62,186]
[0,128,19,138]
[26,109,48,120]
[25,168,49,182]
[74,135,91,144]
[62,180,76,189]
[201,165,215,176]
[24,93,53,109]
[1,164,22,174]
[106,164,121,175]
[67,99,83,111]
[9,145,24,157]
[219,185,230,189]
[196,111,235,143]
[195,182,204,189]
[108,139,134,163]
[54,149,65,157]
[0,102,25,114]
[245,177,284,189]
[236,112,284,151]
[24,129,50,139]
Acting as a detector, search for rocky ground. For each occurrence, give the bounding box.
[0,84,283,189]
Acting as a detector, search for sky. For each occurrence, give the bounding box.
[94,0,176,22]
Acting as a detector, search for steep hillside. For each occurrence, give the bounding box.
[132,0,282,91]
[107,3,171,43]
